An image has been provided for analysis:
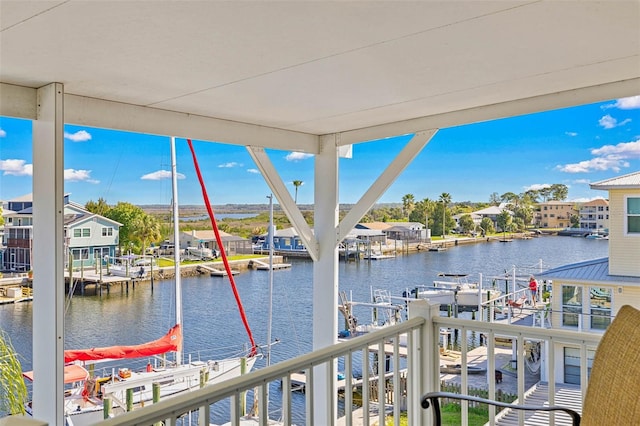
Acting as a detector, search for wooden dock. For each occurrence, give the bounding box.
[249,259,292,271]
[0,286,33,305]
[197,265,239,277]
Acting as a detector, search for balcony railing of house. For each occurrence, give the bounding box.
[87,299,601,426]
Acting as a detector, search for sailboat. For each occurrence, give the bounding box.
[24,137,260,425]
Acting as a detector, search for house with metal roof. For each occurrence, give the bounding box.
[537,171,640,385]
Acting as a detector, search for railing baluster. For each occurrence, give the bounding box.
[259,383,268,426]
[362,345,370,426]
[487,330,496,426]
[230,394,240,426]
[345,351,353,426]
[517,334,525,425]
[305,367,313,426]
[461,326,468,426]
[548,336,556,426]
[393,334,401,426]
[281,375,292,426]
[378,339,385,426]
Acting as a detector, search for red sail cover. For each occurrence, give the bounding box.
[64,324,182,363]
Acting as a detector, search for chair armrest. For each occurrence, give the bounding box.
[421,391,581,426]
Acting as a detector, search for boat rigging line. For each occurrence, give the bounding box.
[186,138,258,356]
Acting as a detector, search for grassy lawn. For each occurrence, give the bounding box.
[386,404,489,426]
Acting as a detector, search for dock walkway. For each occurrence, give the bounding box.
[249,259,292,271]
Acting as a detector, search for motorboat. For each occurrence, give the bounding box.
[186,245,219,259]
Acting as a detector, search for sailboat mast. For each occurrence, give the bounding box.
[170,136,183,365]
[266,195,274,368]
[265,194,274,415]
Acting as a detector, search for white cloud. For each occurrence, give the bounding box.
[141,170,186,180]
[64,130,92,142]
[218,162,242,168]
[599,114,632,129]
[614,95,640,110]
[557,138,640,173]
[557,157,630,173]
[0,159,32,176]
[591,139,640,158]
[0,128,6,137]
[599,115,617,129]
[247,168,260,174]
[524,183,551,192]
[565,131,578,137]
[572,179,591,185]
[285,152,313,162]
[64,169,99,183]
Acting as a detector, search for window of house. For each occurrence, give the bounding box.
[589,287,612,330]
[564,347,595,385]
[71,248,89,260]
[73,228,91,238]
[562,285,582,327]
[627,197,640,234]
[102,227,113,237]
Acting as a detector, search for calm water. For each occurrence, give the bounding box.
[0,236,608,422]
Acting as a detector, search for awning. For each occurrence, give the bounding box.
[23,364,89,384]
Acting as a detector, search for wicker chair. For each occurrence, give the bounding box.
[421,304,640,426]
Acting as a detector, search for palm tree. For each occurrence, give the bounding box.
[292,180,303,203]
[438,192,451,238]
[132,214,162,256]
[402,194,415,219]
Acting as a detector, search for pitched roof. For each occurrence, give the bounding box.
[357,222,393,231]
[537,257,640,285]
[590,171,640,190]
[473,206,504,215]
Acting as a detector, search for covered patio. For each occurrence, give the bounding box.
[1,1,638,424]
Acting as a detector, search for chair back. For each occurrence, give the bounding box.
[581,305,640,425]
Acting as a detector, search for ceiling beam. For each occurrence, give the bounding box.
[0,83,320,153]
[336,78,640,145]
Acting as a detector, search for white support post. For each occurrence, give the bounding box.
[312,134,340,425]
[408,299,439,426]
[32,82,65,425]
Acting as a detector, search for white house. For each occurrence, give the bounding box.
[537,171,640,385]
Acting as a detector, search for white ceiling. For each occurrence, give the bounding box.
[1,0,639,151]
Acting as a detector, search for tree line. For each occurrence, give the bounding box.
[84,183,570,251]
[373,184,570,236]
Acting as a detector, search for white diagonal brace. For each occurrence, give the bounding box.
[246,146,318,261]
[338,130,437,242]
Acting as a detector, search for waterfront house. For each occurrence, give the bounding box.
[1,194,120,271]
[537,171,640,385]
[64,202,121,269]
[176,229,253,256]
[534,201,578,229]
[383,222,426,242]
[578,198,610,232]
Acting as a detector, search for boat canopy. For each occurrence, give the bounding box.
[63,324,182,363]
[23,364,89,384]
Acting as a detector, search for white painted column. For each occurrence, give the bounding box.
[312,134,340,424]
[32,83,65,425]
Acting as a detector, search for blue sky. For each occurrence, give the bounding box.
[1,96,639,207]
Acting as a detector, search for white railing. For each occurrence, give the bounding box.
[88,299,600,426]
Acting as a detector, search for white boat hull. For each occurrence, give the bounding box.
[62,356,258,425]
